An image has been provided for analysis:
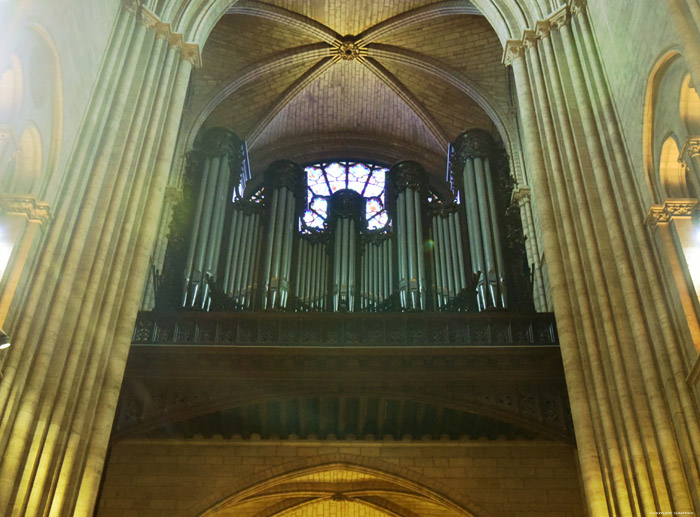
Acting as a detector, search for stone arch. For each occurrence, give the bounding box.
[0,54,23,118]
[658,133,688,198]
[643,49,683,204]
[680,73,700,135]
[13,123,42,193]
[194,453,495,517]
[23,23,63,201]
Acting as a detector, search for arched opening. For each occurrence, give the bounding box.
[198,460,481,517]
[0,54,23,117]
[659,135,688,198]
[13,123,42,193]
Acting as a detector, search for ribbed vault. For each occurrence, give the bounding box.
[177,0,521,182]
[200,463,476,517]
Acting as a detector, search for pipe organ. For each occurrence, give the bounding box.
[158,128,528,313]
[182,128,250,310]
[452,129,508,310]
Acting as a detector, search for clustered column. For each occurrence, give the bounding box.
[505,1,700,513]
[389,161,427,310]
[0,4,197,516]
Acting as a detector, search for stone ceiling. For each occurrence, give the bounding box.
[187,0,510,185]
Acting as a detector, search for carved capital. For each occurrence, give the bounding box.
[181,43,202,67]
[265,160,305,194]
[503,40,525,66]
[122,0,141,14]
[453,129,495,164]
[681,137,700,161]
[570,0,588,16]
[194,127,242,158]
[522,30,537,49]
[0,195,52,225]
[549,6,571,28]
[388,161,427,193]
[138,6,160,29]
[511,186,532,204]
[535,21,551,40]
[328,189,365,222]
[645,199,699,226]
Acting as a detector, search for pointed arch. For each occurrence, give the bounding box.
[195,454,495,517]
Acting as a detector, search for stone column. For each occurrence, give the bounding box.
[505,36,610,517]
[0,4,200,515]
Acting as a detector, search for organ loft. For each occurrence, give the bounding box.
[0,0,700,516]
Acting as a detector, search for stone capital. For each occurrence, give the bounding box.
[453,129,494,162]
[503,40,525,66]
[681,137,700,161]
[549,6,570,29]
[569,0,587,16]
[0,195,52,225]
[511,186,532,204]
[522,30,537,49]
[535,20,551,40]
[645,199,699,226]
[388,161,427,193]
[181,43,202,67]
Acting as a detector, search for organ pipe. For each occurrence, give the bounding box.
[328,190,364,312]
[168,139,526,315]
[389,161,428,311]
[260,160,305,310]
[453,129,508,309]
[181,128,248,310]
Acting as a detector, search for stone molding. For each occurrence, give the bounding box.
[0,194,52,225]
[645,199,699,226]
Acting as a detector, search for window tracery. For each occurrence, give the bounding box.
[303,161,389,231]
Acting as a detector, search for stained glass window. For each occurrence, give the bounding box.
[303,161,389,231]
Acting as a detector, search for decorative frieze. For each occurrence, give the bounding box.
[645,199,699,226]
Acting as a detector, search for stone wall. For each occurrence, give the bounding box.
[97,438,584,517]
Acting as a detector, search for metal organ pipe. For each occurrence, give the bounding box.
[260,160,304,310]
[454,129,507,309]
[389,161,427,311]
[181,128,250,310]
[183,156,212,306]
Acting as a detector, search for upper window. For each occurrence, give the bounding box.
[303,161,389,231]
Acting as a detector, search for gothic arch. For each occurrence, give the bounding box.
[194,453,494,517]
[659,133,688,198]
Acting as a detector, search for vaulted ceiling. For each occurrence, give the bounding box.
[186,0,511,184]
